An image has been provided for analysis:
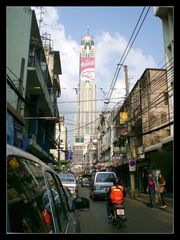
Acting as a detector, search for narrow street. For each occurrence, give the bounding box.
[77,185,173,234]
[6,7,174,235]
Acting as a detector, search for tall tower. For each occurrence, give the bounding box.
[73,30,96,168]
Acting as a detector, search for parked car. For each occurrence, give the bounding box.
[63,186,73,207]
[89,171,116,200]
[81,174,92,187]
[58,173,78,197]
[7,144,89,233]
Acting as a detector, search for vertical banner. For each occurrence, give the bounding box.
[80,57,95,81]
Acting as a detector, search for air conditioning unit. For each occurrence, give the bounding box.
[113,147,120,154]
[140,154,145,159]
[137,146,144,154]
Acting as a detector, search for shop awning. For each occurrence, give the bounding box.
[144,143,162,153]
[162,135,173,144]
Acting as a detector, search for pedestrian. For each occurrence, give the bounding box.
[158,172,167,208]
[146,172,157,208]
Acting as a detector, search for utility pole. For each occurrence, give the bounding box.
[129,159,136,199]
[123,65,135,199]
[58,121,61,164]
[124,65,129,98]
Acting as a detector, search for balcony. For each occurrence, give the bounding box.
[28,54,54,116]
[27,134,55,163]
[153,7,172,18]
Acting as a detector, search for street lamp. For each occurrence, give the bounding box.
[104,99,109,104]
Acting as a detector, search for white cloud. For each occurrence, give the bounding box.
[95,32,127,83]
[32,7,158,144]
[126,48,156,82]
[32,7,79,109]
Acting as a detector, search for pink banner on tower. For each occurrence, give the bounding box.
[80,57,95,72]
[80,57,95,81]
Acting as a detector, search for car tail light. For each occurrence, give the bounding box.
[42,209,52,225]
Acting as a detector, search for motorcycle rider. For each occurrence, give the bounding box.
[107,177,126,219]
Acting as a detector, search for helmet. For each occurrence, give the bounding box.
[113,177,120,185]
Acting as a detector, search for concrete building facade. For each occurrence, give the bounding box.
[153,6,174,140]
[7,7,32,148]
[7,7,62,164]
[97,68,173,194]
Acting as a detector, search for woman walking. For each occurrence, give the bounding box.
[158,172,167,208]
[146,172,157,208]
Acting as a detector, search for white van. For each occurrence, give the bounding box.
[7,144,89,233]
[89,171,116,200]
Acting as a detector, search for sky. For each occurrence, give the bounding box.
[31,6,165,146]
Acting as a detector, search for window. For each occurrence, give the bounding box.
[164,91,169,105]
[75,137,80,143]
[149,114,156,128]
[45,171,69,232]
[96,173,115,183]
[75,137,84,143]
[7,157,54,233]
[59,174,76,183]
[161,113,167,123]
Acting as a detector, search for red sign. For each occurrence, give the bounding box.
[98,163,106,169]
[80,57,95,72]
[80,57,95,81]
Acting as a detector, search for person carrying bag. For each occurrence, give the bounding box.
[158,172,167,208]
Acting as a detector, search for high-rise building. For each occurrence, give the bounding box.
[73,30,96,169]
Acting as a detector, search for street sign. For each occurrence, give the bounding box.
[129,159,136,171]
[66,150,73,160]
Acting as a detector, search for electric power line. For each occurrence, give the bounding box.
[102,7,150,114]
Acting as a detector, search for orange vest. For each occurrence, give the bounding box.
[110,185,125,203]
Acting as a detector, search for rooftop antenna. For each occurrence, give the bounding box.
[87,25,90,35]
[38,7,43,29]
[37,7,47,31]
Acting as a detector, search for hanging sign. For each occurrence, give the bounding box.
[129,159,136,171]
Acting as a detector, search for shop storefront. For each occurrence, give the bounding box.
[145,149,173,192]
[136,158,151,193]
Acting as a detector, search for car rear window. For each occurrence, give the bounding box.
[58,174,75,182]
[95,173,115,183]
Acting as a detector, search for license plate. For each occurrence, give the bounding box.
[116,209,125,215]
[68,187,74,192]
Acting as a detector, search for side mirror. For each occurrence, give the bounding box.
[72,197,90,212]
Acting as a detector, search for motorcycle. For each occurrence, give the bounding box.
[111,203,127,228]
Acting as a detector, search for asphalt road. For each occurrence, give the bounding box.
[77,185,174,234]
